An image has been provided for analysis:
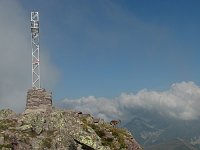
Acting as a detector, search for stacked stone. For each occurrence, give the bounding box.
[26,88,52,110]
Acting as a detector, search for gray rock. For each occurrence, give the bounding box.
[0,109,16,119]
[0,88,142,150]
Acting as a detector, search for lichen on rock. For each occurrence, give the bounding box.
[0,108,142,150]
[0,109,16,119]
[0,88,142,149]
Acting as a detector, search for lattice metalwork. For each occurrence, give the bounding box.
[31,12,40,89]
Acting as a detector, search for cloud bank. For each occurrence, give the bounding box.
[0,1,58,112]
[61,81,200,121]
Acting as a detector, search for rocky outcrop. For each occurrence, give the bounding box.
[0,108,142,150]
[0,89,142,149]
[0,109,16,119]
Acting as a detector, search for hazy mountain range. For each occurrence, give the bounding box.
[124,110,200,150]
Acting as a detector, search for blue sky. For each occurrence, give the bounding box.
[19,0,200,100]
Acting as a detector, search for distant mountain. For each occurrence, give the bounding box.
[145,138,198,150]
[123,110,200,149]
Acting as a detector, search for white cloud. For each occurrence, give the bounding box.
[61,81,200,121]
[0,0,58,112]
[62,96,122,121]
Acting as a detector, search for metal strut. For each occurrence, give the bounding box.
[31,12,40,89]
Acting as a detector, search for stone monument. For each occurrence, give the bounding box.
[25,88,52,113]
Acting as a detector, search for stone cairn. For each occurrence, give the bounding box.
[26,88,52,112]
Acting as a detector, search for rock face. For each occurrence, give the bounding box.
[0,108,143,150]
[26,88,52,111]
[0,89,142,149]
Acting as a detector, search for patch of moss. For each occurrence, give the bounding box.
[46,130,55,136]
[0,144,13,148]
[42,137,52,148]
[101,138,113,147]
[120,143,127,149]
[79,117,89,131]
[90,124,97,130]
[80,118,87,124]
[108,128,128,149]
[0,119,16,130]
[20,129,37,138]
[111,128,118,137]
[3,134,10,142]
[82,123,88,131]
[90,124,105,138]
[96,129,105,137]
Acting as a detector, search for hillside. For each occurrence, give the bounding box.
[0,108,142,150]
[0,88,142,150]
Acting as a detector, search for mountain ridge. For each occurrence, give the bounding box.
[0,108,142,150]
[124,110,200,149]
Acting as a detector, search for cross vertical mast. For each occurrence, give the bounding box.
[31,12,40,89]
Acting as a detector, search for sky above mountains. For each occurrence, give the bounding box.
[20,0,200,99]
[0,0,200,120]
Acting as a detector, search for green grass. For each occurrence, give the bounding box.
[110,128,128,149]
[90,124,105,137]
[102,139,113,147]
[79,116,130,149]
